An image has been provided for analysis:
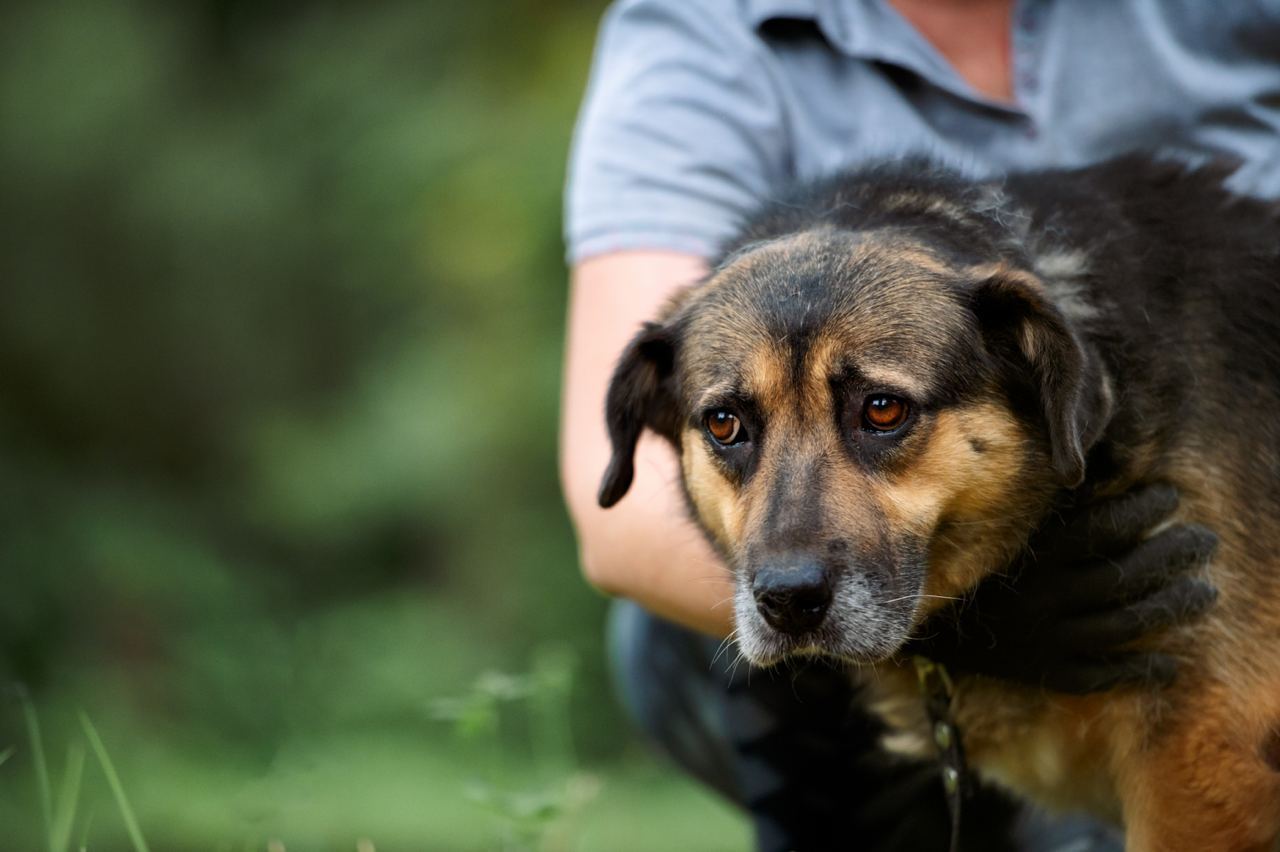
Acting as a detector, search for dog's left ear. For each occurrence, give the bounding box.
[598,321,681,508]
[971,270,1091,487]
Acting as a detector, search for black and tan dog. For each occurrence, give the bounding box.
[597,156,1280,850]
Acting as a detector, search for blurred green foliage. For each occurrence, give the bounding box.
[0,1,747,847]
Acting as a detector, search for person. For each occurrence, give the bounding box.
[558,1,1278,848]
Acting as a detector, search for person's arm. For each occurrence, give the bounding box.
[560,250,734,637]
[558,1,791,638]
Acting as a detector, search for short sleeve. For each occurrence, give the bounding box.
[564,0,791,263]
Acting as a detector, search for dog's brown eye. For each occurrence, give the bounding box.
[706,410,744,446]
[862,395,908,432]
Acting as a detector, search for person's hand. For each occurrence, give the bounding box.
[908,483,1218,694]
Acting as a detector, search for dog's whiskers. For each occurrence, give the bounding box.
[876,593,962,605]
[941,513,1040,528]
[726,646,749,684]
[709,628,740,669]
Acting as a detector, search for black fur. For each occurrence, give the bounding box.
[599,321,679,508]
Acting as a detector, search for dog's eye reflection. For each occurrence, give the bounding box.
[705,410,745,446]
[862,395,909,432]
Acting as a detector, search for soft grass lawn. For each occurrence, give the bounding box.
[1,724,750,850]
[574,759,749,852]
[1,593,751,850]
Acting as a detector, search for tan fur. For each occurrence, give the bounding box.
[683,433,744,550]
[880,402,1047,609]
[892,438,1280,851]
[854,362,930,402]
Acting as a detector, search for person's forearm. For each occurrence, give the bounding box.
[568,431,735,636]
[559,251,734,638]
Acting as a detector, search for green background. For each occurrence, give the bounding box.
[0,1,748,848]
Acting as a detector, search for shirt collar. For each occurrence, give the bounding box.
[745,0,944,70]
[747,0,1026,116]
[745,0,848,49]
[744,0,820,27]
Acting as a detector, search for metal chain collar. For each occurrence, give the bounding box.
[915,657,967,852]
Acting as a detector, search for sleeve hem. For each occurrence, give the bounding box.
[566,223,726,265]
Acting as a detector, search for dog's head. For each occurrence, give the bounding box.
[598,224,1105,666]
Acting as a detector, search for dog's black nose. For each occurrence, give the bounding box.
[752,561,832,635]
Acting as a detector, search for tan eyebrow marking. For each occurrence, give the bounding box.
[695,381,740,411]
[856,364,929,399]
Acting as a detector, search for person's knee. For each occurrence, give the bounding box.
[605,598,667,737]
[605,599,740,800]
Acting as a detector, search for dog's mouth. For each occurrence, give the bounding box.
[731,569,921,668]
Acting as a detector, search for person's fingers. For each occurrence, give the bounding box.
[1057,577,1218,650]
[1060,482,1181,558]
[1040,653,1177,695]
[1129,524,1217,578]
[1127,576,1219,627]
[1059,524,1218,612]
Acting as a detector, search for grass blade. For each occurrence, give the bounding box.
[17,685,53,850]
[50,742,86,852]
[0,745,15,769]
[76,806,95,852]
[78,714,149,852]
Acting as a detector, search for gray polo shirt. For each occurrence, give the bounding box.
[565,0,1280,263]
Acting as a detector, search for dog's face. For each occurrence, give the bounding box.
[599,227,1097,666]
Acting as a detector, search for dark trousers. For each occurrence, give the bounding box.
[607,600,1123,852]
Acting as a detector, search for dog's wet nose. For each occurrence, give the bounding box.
[752,561,832,635]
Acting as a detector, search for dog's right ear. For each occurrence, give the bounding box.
[598,321,680,508]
